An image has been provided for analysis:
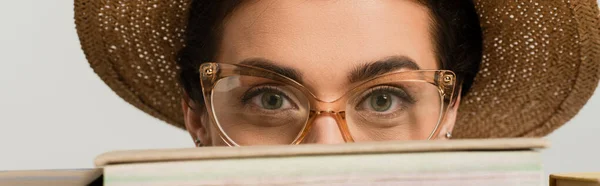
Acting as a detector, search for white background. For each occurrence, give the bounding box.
[0,0,598,178]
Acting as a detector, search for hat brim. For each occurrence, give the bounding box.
[74,0,600,138]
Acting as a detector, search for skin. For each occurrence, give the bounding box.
[182,0,461,146]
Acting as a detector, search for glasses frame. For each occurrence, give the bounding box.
[199,62,458,146]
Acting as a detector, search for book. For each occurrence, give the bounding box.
[550,173,600,186]
[0,168,102,186]
[95,138,547,186]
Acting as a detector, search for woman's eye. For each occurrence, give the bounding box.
[260,92,284,110]
[356,87,413,114]
[248,91,293,110]
[369,92,393,112]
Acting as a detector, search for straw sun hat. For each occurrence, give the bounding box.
[74,0,600,138]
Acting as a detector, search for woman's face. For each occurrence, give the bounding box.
[183,0,461,146]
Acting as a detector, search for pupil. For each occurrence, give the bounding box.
[376,94,388,106]
[262,93,283,109]
[267,95,279,105]
[370,92,391,112]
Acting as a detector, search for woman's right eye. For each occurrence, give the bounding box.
[252,92,291,110]
[241,87,295,111]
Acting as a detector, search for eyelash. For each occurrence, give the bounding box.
[240,85,293,106]
[240,85,414,111]
[357,85,416,107]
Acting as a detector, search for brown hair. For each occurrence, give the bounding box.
[177,0,482,105]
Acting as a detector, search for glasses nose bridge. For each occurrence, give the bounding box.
[309,110,348,127]
[309,96,347,113]
[305,109,354,143]
[298,91,355,143]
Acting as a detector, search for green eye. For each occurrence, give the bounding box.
[261,92,284,110]
[369,92,392,112]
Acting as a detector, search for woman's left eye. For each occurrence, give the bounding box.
[368,91,394,112]
[355,87,412,114]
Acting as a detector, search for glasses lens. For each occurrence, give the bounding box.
[345,80,443,141]
[211,75,310,145]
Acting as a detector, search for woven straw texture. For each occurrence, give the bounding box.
[74,0,600,138]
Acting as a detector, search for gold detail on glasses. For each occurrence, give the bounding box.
[443,75,453,83]
[205,68,214,75]
[201,65,216,81]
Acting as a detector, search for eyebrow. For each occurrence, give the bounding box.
[239,58,303,83]
[348,56,420,83]
[238,55,420,85]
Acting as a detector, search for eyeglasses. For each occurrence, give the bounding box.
[198,62,458,146]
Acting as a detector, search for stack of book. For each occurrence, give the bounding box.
[1,138,549,186]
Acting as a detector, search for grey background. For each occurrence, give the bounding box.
[0,0,598,178]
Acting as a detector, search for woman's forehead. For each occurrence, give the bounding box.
[216,0,438,96]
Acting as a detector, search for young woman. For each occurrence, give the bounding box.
[75,0,600,146]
